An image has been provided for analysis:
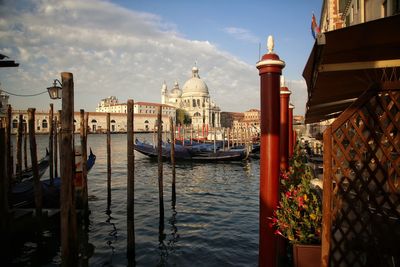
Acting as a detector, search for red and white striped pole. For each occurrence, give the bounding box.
[256,36,285,267]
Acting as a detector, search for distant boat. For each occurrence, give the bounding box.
[10,149,96,208]
[12,149,50,183]
[134,139,248,162]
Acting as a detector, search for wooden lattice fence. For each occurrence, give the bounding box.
[322,88,400,266]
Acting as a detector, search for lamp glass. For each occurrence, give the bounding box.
[47,86,62,99]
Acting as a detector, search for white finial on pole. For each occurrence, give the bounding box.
[267,35,274,54]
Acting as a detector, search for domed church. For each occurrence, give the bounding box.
[161,65,221,128]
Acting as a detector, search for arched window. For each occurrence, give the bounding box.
[111,119,116,123]
[91,119,97,123]
[194,112,201,117]
[197,99,200,107]
[42,119,48,129]
[12,119,18,128]
[144,120,149,123]
[192,99,196,107]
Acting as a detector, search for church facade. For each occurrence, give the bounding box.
[161,66,221,129]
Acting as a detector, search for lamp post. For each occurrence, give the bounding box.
[47,73,78,266]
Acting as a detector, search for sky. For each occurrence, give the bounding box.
[0,0,322,114]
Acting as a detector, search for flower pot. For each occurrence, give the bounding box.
[292,244,321,267]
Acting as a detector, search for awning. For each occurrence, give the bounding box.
[303,14,400,124]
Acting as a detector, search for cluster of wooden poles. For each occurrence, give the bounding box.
[153,123,260,155]
[0,72,179,266]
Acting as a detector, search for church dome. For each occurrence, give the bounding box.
[182,66,209,98]
[169,81,182,98]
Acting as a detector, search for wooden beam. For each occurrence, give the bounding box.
[318,59,400,72]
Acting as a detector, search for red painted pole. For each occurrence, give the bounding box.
[280,83,291,171]
[256,36,285,267]
[288,104,294,158]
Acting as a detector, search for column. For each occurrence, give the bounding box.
[256,36,285,267]
[280,82,291,170]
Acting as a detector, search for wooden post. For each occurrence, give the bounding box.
[23,122,28,170]
[190,124,193,144]
[80,110,89,222]
[227,128,230,150]
[321,126,332,267]
[60,72,78,266]
[157,106,164,232]
[16,114,23,180]
[54,115,59,178]
[28,108,42,216]
[213,127,216,153]
[126,99,135,264]
[256,36,285,267]
[222,128,225,151]
[0,127,9,232]
[6,105,13,188]
[49,104,54,184]
[107,113,111,212]
[170,117,176,206]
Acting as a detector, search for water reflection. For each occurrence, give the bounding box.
[10,134,259,266]
[105,210,118,256]
[157,203,179,267]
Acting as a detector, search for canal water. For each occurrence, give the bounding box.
[11,133,260,266]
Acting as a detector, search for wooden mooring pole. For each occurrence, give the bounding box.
[49,103,54,184]
[107,113,111,212]
[23,122,28,170]
[60,72,78,266]
[127,99,135,265]
[170,117,176,206]
[157,106,164,233]
[80,109,89,223]
[28,108,42,217]
[0,127,9,232]
[16,114,23,180]
[54,115,59,178]
[6,105,13,188]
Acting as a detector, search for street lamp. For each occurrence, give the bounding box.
[47,79,62,99]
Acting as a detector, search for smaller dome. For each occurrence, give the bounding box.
[169,81,182,98]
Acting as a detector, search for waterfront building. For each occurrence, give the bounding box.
[96,97,176,118]
[161,65,221,128]
[320,0,399,32]
[220,112,244,128]
[9,110,173,134]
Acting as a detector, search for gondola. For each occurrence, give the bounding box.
[134,139,192,160]
[12,149,50,183]
[134,139,248,162]
[10,149,96,208]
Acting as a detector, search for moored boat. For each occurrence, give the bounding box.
[10,149,96,208]
[12,149,50,183]
[134,138,248,162]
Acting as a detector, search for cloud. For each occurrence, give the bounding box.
[223,27,260,44]
[0,0,304,115]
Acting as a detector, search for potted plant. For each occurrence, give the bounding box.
[270,146,322,267]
